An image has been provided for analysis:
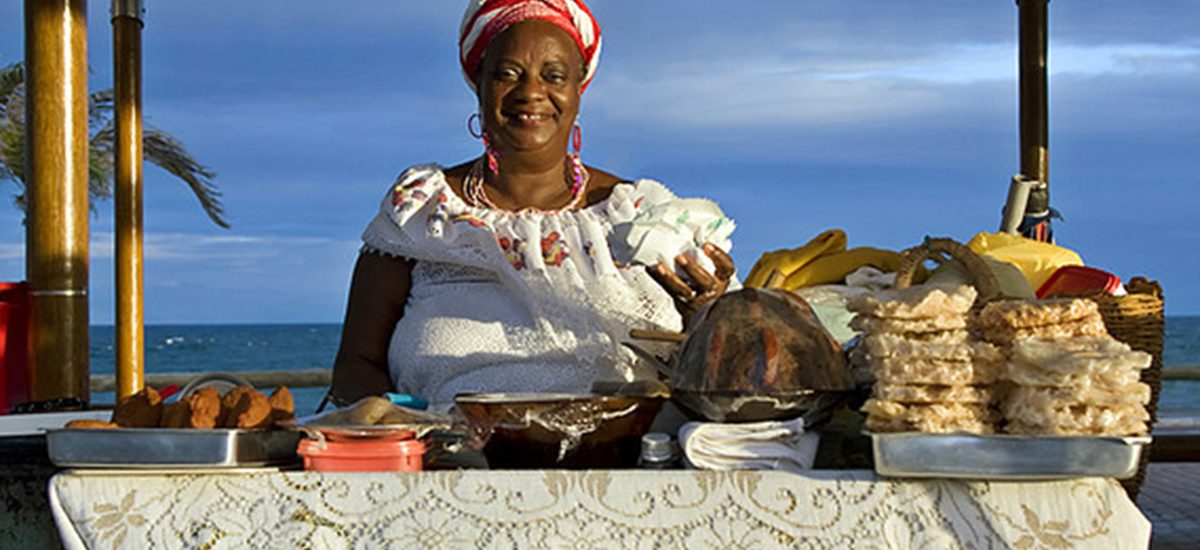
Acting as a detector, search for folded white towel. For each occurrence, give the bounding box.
[678,417,819,474]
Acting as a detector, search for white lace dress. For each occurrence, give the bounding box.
[361,164,735,406]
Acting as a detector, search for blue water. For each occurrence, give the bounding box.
[1160,316,1200,412]
[87,317,1200,415]
[90,324,342,414]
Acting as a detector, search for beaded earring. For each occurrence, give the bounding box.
[567,122,586,200]
[468,113,500,175]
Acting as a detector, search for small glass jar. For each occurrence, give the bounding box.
[638,432,681,469]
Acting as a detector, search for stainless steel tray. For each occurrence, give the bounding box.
[46,428,301,469]
[870,432,1151,480]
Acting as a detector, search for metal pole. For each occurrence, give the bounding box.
[24,0,90,405]
[1017,0,1051,239]
[112,0,145,400]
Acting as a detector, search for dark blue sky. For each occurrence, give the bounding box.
[1,1,1197,322]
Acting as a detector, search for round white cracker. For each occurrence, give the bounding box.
[974,298,1100,330]
[847,284,977,319]
[862,332,973,360]
[862,399,998,434]
[852,314,967,334]
[870,357,1002,385]
[873,383,995,404]
[1003,400,1149,435]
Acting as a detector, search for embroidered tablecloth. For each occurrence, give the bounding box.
[48,469,1150,549]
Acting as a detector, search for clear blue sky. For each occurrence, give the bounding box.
[1,1,1197,323]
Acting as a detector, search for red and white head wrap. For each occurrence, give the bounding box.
[459,0,602,94]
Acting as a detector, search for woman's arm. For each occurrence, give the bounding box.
[329,251,414,407]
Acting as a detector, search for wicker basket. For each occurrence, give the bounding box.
[893,237,1002,306]
[1091,277,1164,501]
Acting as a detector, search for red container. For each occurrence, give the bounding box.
[297,438,425,472]
[1036,265,1122,299]
[0,282,31,414]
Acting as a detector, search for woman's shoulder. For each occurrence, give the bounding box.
[389,163,450,189]
[583,166,623,207]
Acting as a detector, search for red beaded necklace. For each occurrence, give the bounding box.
[462,153,589,215]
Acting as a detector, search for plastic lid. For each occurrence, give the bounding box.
[298,438,425,458]
[640,432,677,462]
[1036,265,1122,299]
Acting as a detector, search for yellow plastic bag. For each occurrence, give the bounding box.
[781,247,903,290]
[746,229,906,291]
[966,232,1083,292]
[744,229,846,288]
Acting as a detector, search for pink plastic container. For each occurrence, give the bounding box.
[297,438,425,472]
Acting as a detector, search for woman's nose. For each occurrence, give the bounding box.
[512,74,547,100]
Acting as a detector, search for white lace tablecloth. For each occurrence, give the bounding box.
[48,469,1149,549]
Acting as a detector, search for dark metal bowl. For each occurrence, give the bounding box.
[454,393,664,469]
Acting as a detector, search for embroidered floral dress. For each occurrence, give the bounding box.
[361,164,735,406]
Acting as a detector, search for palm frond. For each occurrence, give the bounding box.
[142,126,229,228]
[88,89,114,132]
[88,121,116,207]
[0,119,26,185]
[0,66,228,229]
[0,62,23,111]
[0,81,25,186]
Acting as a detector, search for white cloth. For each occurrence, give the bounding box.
[616,196,735,274]
[49,470,1153,549]
[794,266,896,345]
[678,417,820,474]
[362,164,735,406]
[844,265,897,291]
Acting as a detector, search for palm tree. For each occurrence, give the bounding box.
[0,61,228,228]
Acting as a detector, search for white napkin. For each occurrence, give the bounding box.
[620,197,735,275]
[677,417,819,474]
[844,266,896,291]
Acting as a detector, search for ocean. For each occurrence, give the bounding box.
[88,317,1200,415]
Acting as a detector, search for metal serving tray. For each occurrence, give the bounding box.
[870,432,1151,480]
[46,428,302,469]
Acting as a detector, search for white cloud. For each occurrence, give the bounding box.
[591,41,1200,130]
[0,242,22,261]
[88,232,359,262]
[1055,44,1200,75]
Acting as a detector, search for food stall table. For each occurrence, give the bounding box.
[48,469,1149,548]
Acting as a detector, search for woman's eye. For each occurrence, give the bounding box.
[544,72,567,84]
[495,68,520,80]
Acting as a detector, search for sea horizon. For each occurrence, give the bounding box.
[79,318,1200,414]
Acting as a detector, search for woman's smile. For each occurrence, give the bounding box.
[504,110,556,127]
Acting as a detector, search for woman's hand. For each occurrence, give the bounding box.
[649,242,736,323]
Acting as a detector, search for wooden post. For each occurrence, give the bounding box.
[112,0,145,399]
[1017,0,1051,235]
[24,0,90,405]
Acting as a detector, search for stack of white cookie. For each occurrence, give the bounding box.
[850,284,1004,434]
[975,299,1151,436]
[973,298,1110,349]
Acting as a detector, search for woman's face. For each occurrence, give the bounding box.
[477,20,584,156]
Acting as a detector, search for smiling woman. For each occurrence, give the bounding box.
[465,20,587,213]
[329,0,738,409]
